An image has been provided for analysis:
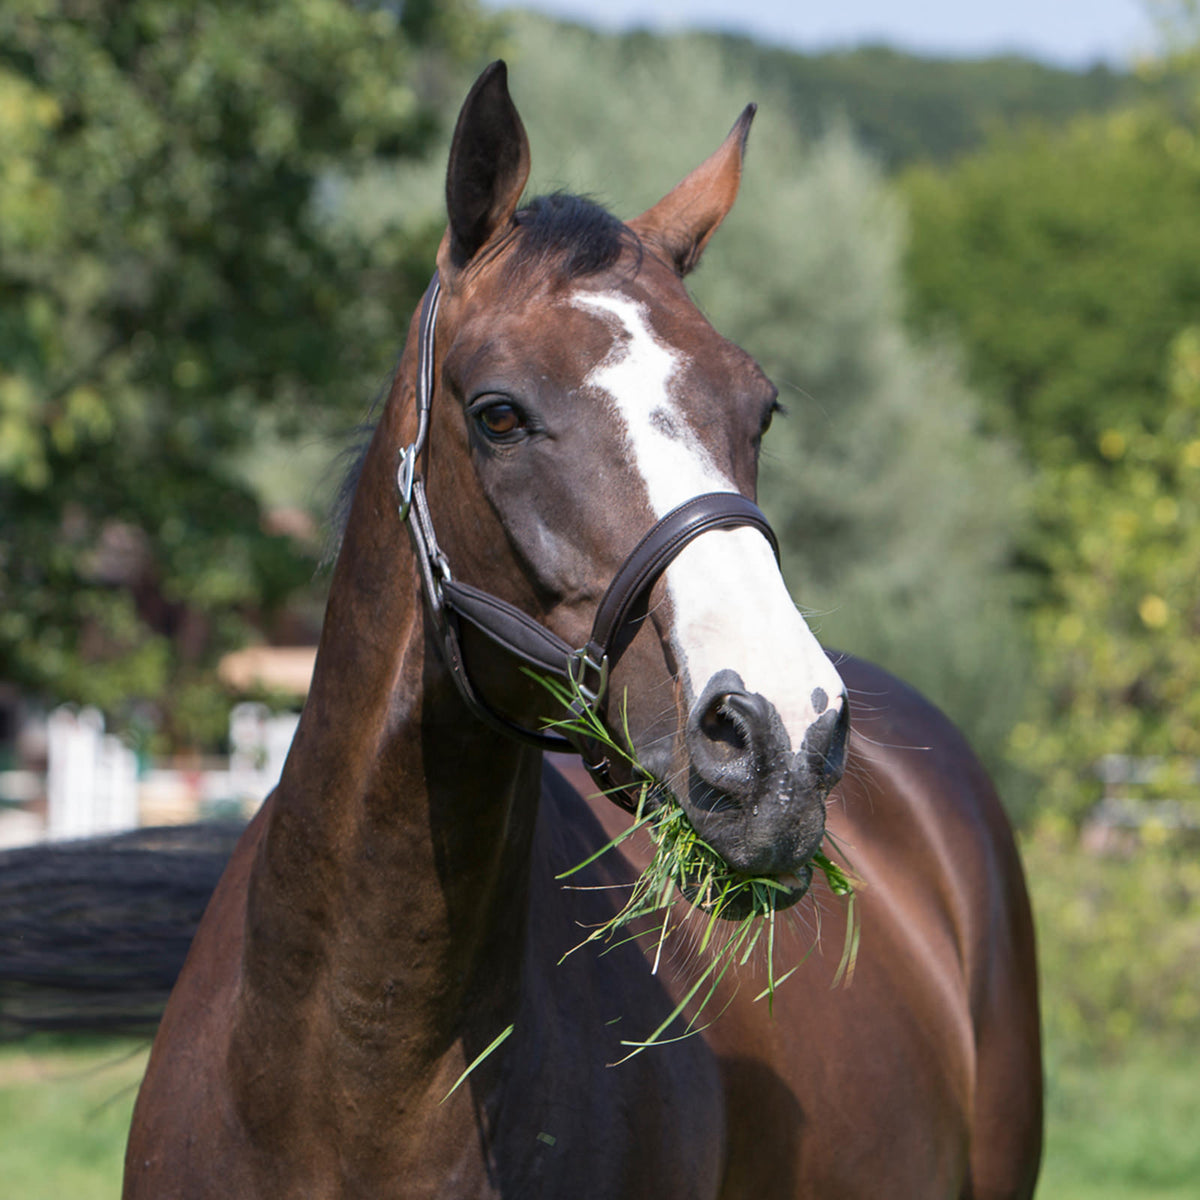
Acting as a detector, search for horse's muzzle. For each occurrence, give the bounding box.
[683,670,848,877]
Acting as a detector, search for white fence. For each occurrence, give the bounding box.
[1089,753,1200,836]
[46,707,139,840]
[226,702,300,805]
[0,702,300,847]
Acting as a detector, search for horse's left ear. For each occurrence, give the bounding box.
[439,60,531,278]
[629,104,756,277]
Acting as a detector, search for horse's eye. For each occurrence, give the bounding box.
[758,399,784,441]
[475,402,524,441]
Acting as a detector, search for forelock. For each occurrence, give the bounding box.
[507,192,638,280]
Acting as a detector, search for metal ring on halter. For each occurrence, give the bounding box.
[397,446,418,522]
[566,648,609,711]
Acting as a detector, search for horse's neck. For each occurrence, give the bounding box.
[233,408,542,1117]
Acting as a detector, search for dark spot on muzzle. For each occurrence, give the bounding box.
[797,700,849,793]
[683,669,845,878]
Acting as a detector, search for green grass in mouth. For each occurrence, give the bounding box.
[534,672,860,1060]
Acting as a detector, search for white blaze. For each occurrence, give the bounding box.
[573,291,844,743]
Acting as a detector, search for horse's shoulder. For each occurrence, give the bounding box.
[832,652,1027,951]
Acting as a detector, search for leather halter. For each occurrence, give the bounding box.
[397,273,780,804]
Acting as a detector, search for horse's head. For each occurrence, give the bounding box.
[407,63,847,901]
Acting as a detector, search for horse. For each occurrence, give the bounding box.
[123,62,1042,1199]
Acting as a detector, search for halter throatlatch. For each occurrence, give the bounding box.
[397,273,781,807]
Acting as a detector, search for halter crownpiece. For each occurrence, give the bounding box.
[396,272,781,803]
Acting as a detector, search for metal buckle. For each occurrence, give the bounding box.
[567,648,609,709]
[397,446,417,521]
[429,551,452,610]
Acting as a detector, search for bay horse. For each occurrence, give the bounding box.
[124,63,1041,1199]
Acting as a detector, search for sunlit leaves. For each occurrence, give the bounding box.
[1011,329,1200,818]
[1025,823,1200,1055]
[0,0,481,745]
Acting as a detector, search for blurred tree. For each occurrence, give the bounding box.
[707,36,1146,169]
[1011,329,1200,820]
[1148,0,1200,45]
[1024,818,1200,1055]
[903,35,1200,819]
[0,0,484,747]
[902,107,1200,468]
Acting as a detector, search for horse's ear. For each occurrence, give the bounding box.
[439,61,531,277]
[629,105,756,277]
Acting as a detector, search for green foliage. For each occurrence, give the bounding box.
[903,106,1200,465]
[1011,330,1200,819]
[903,72,1200,819]
[1026,825,1200,1058]
[0,0,483,745]
[706,36,1146,168]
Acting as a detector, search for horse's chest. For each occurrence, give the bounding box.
[485,1015,725,1200]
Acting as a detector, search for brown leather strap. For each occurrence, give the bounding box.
[442,579,577,677]
[585,491,779,669]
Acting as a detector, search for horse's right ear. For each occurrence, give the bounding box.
[629,105,755,277]
[438,61,531,278]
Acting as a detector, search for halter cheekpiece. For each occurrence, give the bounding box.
[396,272,781,804]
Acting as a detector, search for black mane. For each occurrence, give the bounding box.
[509,192,635,278]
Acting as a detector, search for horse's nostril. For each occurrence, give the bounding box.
[699,695,746,752]
[697,696,756,771]
[688,673,787,785]
[699,691,770,753]
[722,690,773,728]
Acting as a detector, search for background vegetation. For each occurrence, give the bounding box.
[2,2,1199,1196]
[904,63,1200,822]
[0,0,482,749]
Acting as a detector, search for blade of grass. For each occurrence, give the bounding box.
[441,1024,514,1103]
[833,893,861,987]
[555,808,655,879]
